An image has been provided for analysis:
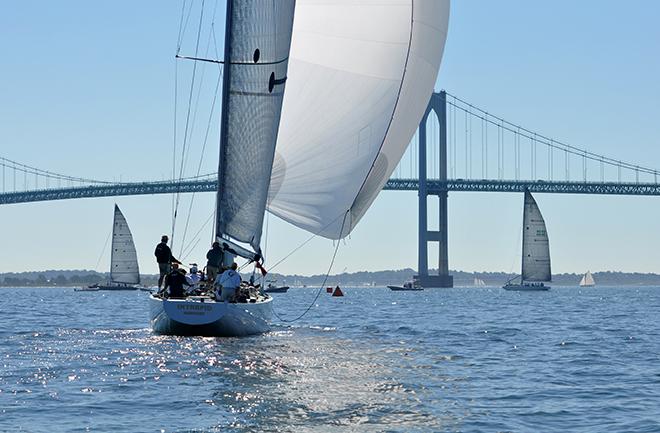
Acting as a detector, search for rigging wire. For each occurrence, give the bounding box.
[171,1,188,245]
[171,0,206,250]
[179,210,216,261]
[177,0,197,54]
[93,229,113,272]
[266,211,347,274]
[178,4,223,255]
[180,0,220,185]
[272,212,348,324]
[445,91,660,179]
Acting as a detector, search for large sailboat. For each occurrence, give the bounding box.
[149,0,450,336]
[503,191,552,291]
[579,271,596,287]
[80,204,141,291]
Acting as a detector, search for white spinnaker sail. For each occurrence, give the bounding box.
[216,0,296,254]
[521,191,551,282]
[110,205,140,285]
[268,0,450,238]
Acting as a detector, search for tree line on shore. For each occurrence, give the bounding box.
[2,269,660,287]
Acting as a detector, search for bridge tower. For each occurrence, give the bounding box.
[414,91,453,288]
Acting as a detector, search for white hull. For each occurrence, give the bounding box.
[74,287,99,292]
[388,285,423,291]
[503,283,550,291]
[149,295,273,337]
[97,284,141,291]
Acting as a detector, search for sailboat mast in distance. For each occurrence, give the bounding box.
[215,0,296,261]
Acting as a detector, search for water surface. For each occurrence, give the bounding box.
[1,286,659,432]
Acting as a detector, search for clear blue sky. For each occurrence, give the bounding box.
[1,1,660,277]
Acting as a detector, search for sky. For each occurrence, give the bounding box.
[1,1,660,276]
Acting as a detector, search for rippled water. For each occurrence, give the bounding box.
[1,286,659,432]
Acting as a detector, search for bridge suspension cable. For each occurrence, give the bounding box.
[443,91,659,183]
[0,156,114,193]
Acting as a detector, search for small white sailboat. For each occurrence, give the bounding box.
[579,271,596,287]
[473,277,486,287]
[150,0,450,336]
[503,191,551,291]
[78,205,141,291]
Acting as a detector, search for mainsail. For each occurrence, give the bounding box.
[216,0,296,257]
[268,0,451,239]
[521,191,551,282]
[110,205,140,285]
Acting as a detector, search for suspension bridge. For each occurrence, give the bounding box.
[2,91,659,287]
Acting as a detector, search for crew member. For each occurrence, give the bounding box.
[214,262,241,302]
[205,241,224,285]
[154,235,181,289]
[162,264,191,298]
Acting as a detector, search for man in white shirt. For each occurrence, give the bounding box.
[214,262,241,302]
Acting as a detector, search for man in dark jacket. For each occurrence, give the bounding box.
[205,241,224,285]
[162,264,191,298]
[155,235,181,289]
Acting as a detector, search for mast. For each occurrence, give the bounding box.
[216,0,233,238]
[214,0,296,262]
[520,192,527,281]
[109,204,118,283]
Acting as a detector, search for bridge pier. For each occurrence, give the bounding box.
[414,91,453,288]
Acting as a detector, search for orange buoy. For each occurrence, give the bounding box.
[332,286,344,297]
[326,287,333,293]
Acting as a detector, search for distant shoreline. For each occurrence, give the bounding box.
[3,269,660,288]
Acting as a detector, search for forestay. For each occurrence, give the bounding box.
[110,205,140,285]
[268,0,451,239]
[521,191,551,282]
[216,0,296,255]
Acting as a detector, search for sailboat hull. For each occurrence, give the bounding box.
[97,284,140,291]
[503,283,550,291]
[264,286,289,293]
[148,295,272,337]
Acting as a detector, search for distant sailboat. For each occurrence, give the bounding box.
[79,205,141,291]
[503,191,551,291]
[473,277,486,287]
[579,271,596,287]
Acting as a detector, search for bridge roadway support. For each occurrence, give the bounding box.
[415,91,453,288]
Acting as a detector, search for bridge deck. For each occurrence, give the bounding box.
[2,178,660,205]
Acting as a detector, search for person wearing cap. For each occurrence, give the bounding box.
[205,241,224,285]
[154,235,181,289]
